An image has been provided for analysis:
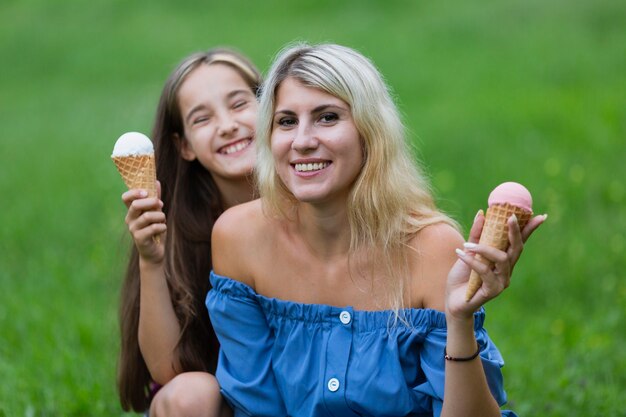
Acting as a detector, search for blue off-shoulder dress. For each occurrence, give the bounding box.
[206,271,518,417]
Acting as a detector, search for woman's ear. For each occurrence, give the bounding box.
[174,132,197,161]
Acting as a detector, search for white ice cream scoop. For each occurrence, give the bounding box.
[111,132,154,157]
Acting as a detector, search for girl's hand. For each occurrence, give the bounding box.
[445,211,547,320]
[122,181,166,264]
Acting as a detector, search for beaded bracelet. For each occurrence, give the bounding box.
[444,343,480,362]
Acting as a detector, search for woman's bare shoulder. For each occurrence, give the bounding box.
[212,199,267,288]
[214,199,264,232]
[409,222,464,311]
[413,222,464,250]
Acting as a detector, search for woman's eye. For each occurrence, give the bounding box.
[319,113,339,123]
[277,117,297,127]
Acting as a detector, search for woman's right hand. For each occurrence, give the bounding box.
[122,181,166,264]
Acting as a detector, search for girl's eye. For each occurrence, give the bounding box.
[193,116,210,125]
[319,113,339,123]
[233,100,248,109]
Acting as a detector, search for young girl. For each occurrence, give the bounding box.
[207,43,545,417]
[117,48,260,417]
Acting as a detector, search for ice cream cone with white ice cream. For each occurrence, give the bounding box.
[465,182,533,301]
[111,132,157,197]
[112,132,160,242]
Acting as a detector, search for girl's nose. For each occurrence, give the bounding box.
[218,114,239,137]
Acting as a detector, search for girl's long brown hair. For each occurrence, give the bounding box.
[117,48,261,412]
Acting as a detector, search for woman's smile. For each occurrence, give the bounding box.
[292,160,332,175]
[271,77,363,203]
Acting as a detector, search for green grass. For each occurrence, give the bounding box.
[1,0,624,415]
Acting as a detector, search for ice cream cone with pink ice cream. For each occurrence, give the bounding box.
[465,182,533,301]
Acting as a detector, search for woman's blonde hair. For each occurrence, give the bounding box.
[256,43,457,312]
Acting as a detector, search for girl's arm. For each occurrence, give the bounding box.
[123,186,181,384]
[137,258,181,384]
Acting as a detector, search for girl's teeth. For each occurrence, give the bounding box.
[295,162,330,172]
[223,140,250,154]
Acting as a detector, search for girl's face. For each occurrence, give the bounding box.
[271,77,363,205]
[177,63,257,182]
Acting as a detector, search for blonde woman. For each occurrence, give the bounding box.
[207,43,545,417]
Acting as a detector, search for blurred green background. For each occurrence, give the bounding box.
[1,0,624,415]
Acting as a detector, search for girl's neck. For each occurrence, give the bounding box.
[213,174,256,210]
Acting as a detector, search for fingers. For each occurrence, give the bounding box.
[126,201,165,229]
[125,196,163,222]
[457,241,512,298]
[128,211,166,235]
[463,242,511,278]
[455,249,510,301]
[122,188,166,244]
[467,209,485,244]
[507,214,524,266]
[131,220,167,245]
[451,211,547,306]
[521,214,548,242]
[122,189,150,208]
[123,187,163,217]
[127,208,167,252]
[508,212,548,268]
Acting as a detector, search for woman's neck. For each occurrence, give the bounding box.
[213,174,256,210]
[294,198,352,260]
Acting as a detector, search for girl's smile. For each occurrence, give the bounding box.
[178,63,258,182]
[218,137,254,155]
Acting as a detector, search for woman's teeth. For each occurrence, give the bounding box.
[222,140,250,154]
[295,162,330,172]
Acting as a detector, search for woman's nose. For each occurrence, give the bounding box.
[291,125,318,153]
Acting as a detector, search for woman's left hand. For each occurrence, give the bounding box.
[445,211,547,320]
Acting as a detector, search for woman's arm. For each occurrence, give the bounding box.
[415,223,501,417]
[441,316,502,417]
[208,202,287,416]
[123,186,181,384]
[419,212,545,417]
[443,211,545,417]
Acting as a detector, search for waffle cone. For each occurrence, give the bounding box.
[465,203,532,301]
[112,154,157,197]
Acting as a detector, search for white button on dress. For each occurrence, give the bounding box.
[339,311,351,325]
[327,378,340,392]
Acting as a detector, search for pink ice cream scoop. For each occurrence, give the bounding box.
[465,181,534,301]
[487,182,533,212]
